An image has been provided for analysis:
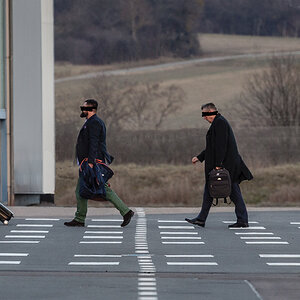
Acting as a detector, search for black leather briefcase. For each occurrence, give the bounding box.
[0,202,14,225]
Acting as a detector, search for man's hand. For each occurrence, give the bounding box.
[215,166,222,170]
[88,163,94,168]
[192,157,199,164]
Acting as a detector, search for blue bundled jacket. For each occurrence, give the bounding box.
[79,159,114,201]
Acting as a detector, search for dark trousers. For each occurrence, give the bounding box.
[197,183,248,223]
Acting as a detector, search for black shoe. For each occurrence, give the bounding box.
[185,218,205,227]
[64,219,85,227]
[121,210,134,227]
[228,222,249,228]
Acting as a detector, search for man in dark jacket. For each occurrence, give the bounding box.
[185,103,253,228]
[64,99,134,227]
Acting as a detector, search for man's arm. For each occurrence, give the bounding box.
[87,120,102,165]
[192,150,205,164]
[214,119,228,167]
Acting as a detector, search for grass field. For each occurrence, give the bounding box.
[55,161,300,207]
[55,34,300,206]
[55,34,300,130]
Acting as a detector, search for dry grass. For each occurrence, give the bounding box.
[55,34,300,130]
[55,57,182,79]
[55,161,300,207]
[200,34,300,56]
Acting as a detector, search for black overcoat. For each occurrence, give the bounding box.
[197,114,253,184]
[76,114,114,165]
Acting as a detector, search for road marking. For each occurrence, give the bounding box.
[83,236,123,239]
[139,292,157,296]
[84,231,123,234]
[160,232,198,235]
[68,262,119,266]
[25,218,60,221]
[158,220,186,223]
[5,235,45,239]
[87,225,121,228]
[235,232,274,235]
[138,278,156,281]
[167,262,218,266]
[0,241,40,244]
[16,224,53,227]
[162,242,205,244]
[229,227,266,230]
[165,255,214,258]
[0,261,21,264]
[244,280,264,300]
[91,219,122,222]
[136,208,158,300]
[10,230,49,233]
[0,253,28,257]
[259,254,300,258]
[139,260,152,262]
[240,237,281,240]
[245,242,289,244]
[161,236,202,239]
[267,263,300,266]
[223,221,258,224]
[74,255,122,258]
[290,222,300,225]
[79,241,122,244]
[158,226,194,229]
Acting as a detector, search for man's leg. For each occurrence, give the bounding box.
[185,184,212,227]
[105,184,130,217]
[229,183,248,224]
[197,183,213,222]
[74,178,88,223]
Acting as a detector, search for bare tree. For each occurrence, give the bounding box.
[240,55,300,126]
[84,76,185,131]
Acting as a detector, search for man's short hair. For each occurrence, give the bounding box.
[201,103,217,111]
[84,99,98,110]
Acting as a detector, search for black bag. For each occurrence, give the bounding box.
[208,168,232,206]
[0,202,14,225]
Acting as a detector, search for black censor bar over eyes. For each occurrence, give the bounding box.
[202,111,218,117]
[80,106,97,111]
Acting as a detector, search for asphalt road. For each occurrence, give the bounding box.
[1,209,300,300]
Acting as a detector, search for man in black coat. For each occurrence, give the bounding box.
[64,99,134,227]
[185,103,253,228]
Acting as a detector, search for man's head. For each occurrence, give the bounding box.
[201,102,218,123]
[80,99,98,118]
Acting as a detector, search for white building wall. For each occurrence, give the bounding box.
[12,0,54,203]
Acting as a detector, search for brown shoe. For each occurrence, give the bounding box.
[64,219,85,227]
[121,210,134,227]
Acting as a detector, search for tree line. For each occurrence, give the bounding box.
[54,0,203,64]
[55,0,300,65]
[200,0,300,37]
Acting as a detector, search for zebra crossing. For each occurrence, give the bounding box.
[68,218,124,266]
[0,218,58,265]
[158,219,218,267]
[1,214,300,271]
[227,220,290,245]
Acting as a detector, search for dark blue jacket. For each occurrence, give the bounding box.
[79,159,114,200]
[76,114,114,165]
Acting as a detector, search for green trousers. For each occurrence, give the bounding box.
[74,178,130,223]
